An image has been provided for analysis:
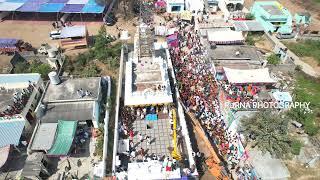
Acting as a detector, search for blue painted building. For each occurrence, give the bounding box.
[251,1,292,33]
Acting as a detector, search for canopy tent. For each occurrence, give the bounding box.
[0,145,10,169]
[223,67,276,84]
[60,4,84,13]
[38,3,64,12]
[47,120,77,156]
[82,4,105,13]
[0,2,23,11]
[18,1,45,12]
[207,30,244,45]
[0,0,106,13]
[0,38,18,46]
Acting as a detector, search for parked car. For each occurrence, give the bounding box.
[49,30,62,40]
[105,13,117,26]
[276,32,295,39]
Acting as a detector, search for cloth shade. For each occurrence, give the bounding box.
[18,2,43,12]
[0,2,24,11]
[6,0,28,2]
[81,4,105,13]
[48,0,68,3]
[67,0,88,4]
[38,3,64,12]
[60,4,84,13]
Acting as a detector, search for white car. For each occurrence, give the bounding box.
[50,30,62,40]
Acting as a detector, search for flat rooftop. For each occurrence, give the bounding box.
[43,77,101,103]
[261,4,284,16]
[209,45,264,62]
[125,48,173,106]
[31,123,57,151]
[40,101,95,123]
[0,73,40,114]
[0,89,15,112]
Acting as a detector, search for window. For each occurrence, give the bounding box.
[171,6,181,12]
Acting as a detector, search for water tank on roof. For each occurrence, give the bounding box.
[48,71,60,85]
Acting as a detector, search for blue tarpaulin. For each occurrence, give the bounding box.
[0,0,106,13]
[38,3,64,12]
[81,4,105,13]
[60,4,84,13]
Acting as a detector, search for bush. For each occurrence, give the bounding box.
[246,35,255,46]
[245,13,255,20]
[13,60,51,80]
[291,139,302,155]
[267,53,281,65]
[295,65,302,71]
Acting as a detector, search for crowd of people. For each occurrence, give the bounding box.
[168,19,243,170]
[219,81,261,102]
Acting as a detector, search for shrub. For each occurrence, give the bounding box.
[291,139,302,155]
[295,65,302,71]
[267,53,281,65]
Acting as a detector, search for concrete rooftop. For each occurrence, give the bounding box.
[43,77,101,103]
[209,45,264,62]
[40,101,94,123]
[261,5,284,16]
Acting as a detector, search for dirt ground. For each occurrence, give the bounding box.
[0,15,137,49]
[244,0,320,30]
[301,57,320,73]
[284,160,320,180]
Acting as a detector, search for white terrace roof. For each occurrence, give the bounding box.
[124,56,173,106]
[223,67,276,84]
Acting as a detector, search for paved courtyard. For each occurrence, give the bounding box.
[132,118,173,158]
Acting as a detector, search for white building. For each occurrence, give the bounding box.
[0,73,45,148]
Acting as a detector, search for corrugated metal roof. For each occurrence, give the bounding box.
[0,73,40,85]
[0,118,25,147]
[233,20,265,32]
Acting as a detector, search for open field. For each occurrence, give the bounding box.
[0,15,137,49]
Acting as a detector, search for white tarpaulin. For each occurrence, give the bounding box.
[207,30,244,44]
[223,67,276,84]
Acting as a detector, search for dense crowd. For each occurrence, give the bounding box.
[169,20,242,168]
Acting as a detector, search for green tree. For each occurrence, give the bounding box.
[245,13,255,20]
[29,61,51,79]
[241,111,291,158]
[267,53,281,65]
[14,61,30,74]
[81,65,100,77]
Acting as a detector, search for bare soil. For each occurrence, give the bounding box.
[301,57,320,73]
[284,160,320,180]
